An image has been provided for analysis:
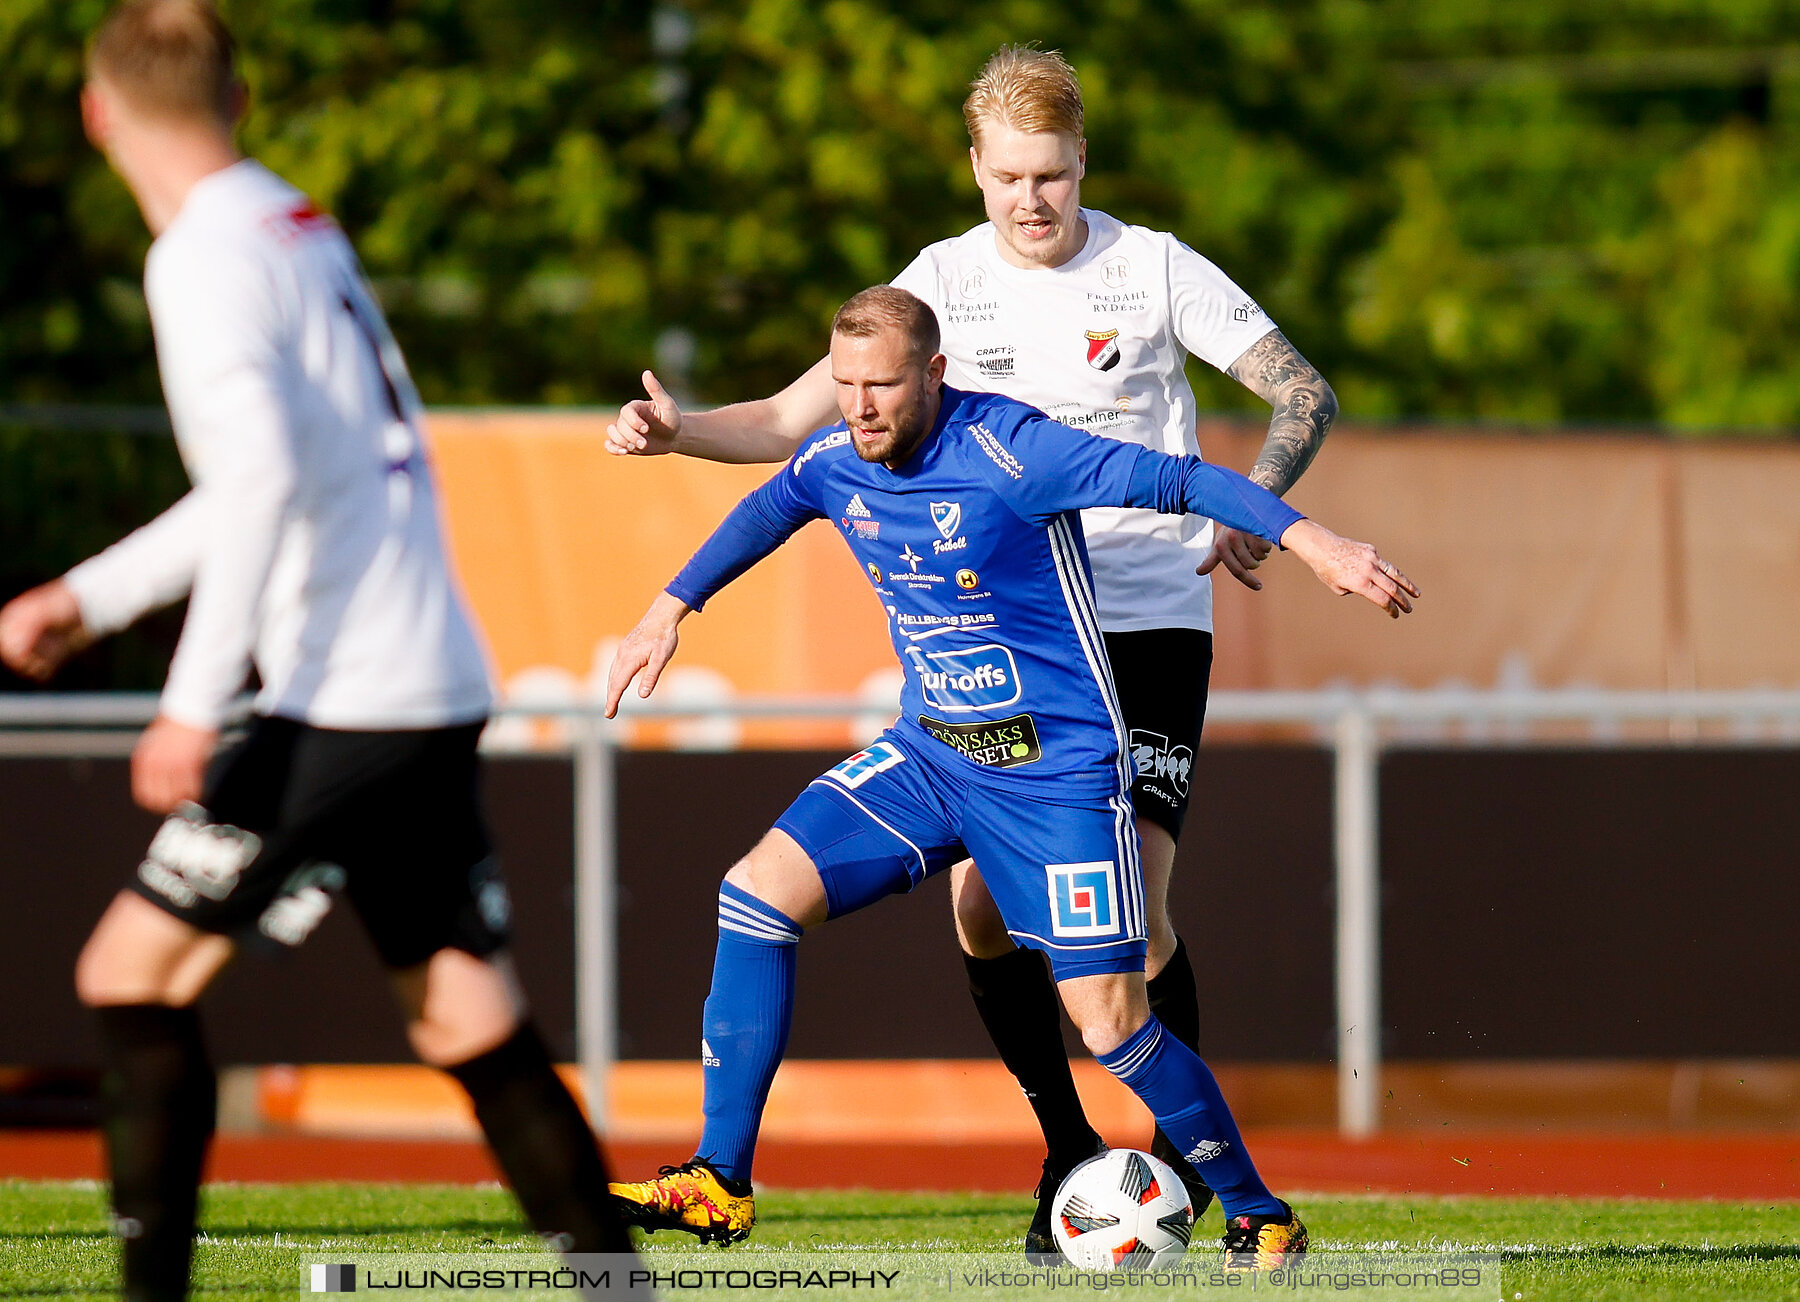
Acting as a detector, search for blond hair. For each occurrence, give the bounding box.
[833,286,940,363]
[962,46,1084,151]
[87,0,237,123]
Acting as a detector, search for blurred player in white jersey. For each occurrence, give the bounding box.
[0,3,631,1295]
[607,46,1336,1259]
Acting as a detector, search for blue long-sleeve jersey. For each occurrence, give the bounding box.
[667,387,1304,797]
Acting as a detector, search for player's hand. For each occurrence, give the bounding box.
[604,593,691,717]
[1277,519,1419,619]
[604,370,684,456]
[0,579,93,682]
[1196,526,1275,591]
[131,715,218,814]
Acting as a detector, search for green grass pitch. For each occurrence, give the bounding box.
[0,1180,1794,1300]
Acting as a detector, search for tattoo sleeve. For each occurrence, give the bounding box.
[1225,329,1338,496]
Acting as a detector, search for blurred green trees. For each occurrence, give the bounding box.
[5,0,1800,432]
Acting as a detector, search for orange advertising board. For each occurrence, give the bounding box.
[425,411,1800,746]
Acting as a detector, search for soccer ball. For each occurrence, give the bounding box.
[1050,1148,1195,1269]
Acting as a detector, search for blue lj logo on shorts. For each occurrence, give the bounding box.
[1048,861,1120,937]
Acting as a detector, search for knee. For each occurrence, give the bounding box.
[720,831,826,928]
[1061,974,1150,1057]
[1077,1012,1144,1059]
[73,940,123,1008]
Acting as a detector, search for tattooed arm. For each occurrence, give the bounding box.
[1197,329,1339,590]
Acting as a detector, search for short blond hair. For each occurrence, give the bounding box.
[834,286,940,364]
[962,46,1084,152]
[87,0,237,124]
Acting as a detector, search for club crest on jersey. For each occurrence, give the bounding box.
[930,501,962,539]
[1085,329,1121,372]
[1047,861,1122,937]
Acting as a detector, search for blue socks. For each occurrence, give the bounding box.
[694,883,802,1184]
[1097,1017,1283,1218]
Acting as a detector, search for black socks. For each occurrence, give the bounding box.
[95,1003,217,1302]
[963,946,1102,1168]
[446,1022,633,1253]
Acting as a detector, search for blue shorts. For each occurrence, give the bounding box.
[773,730,1147,978]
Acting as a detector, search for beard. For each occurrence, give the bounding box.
[849,393,933,465]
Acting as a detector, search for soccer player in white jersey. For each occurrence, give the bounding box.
[607,46,1335,1258]
[0,4,631,1295]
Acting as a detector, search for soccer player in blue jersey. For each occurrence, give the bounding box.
[609,46,1351,1258]
[603,287,1415,1263]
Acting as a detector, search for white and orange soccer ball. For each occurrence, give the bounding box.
[1050,1149,1196,1269]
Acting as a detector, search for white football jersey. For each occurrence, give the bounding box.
[66,160,493,730]
[891,209,1277,633]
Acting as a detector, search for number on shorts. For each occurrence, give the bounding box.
[825,741,904,789]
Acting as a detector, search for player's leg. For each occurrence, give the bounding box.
[610,737,960,1244]
[1054,966,1306,1266]
[1107,628,1214,1209]
[951,861,1104,1259]
[606,827,822,1244]
[76,719,312,1302]
[960,783,1305,1266]
[76,894,234,1302]
[333,721,633,1257]
[388,948,631,1254]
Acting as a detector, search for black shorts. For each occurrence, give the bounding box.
[1102,627,1214,842]
[128,716,511,970]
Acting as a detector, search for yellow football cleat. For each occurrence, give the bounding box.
[1221,1202,1309,1270]
[608,1160,756,1246]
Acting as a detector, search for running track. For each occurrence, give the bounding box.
[4,1131,1796,1200]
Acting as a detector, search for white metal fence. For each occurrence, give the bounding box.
[6,687,1800,1138]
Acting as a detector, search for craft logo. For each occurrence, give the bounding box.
[1129,729,1193,799]
[1232,301,1265,324]
[1048,862,1120,937]
[1101,256,1130,288]
[138,806,262,909]
[1085,329,1121,372]
[311,1264,356,1293]
[975,345,1015,377]
[910,644,1022,712]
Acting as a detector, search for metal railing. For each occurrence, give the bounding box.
[6,687,1800,1137]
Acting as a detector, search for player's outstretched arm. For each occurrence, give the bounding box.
[604,592,692,717]
[0,580,93,682]
[1203,330,1340,590]
[604,357,837,464]
[1277,519,1418,619]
